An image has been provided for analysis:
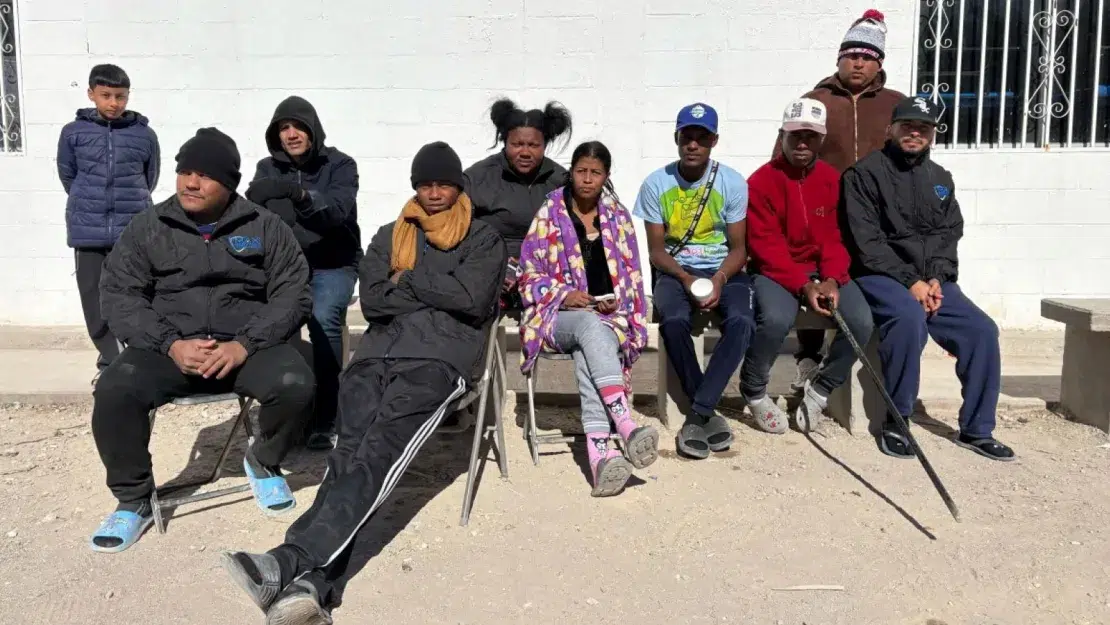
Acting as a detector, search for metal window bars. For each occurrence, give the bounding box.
[0,0,21,153]
[913,0,1109,149]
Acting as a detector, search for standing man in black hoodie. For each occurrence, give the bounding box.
[221,141,506,623]
[247,96,361,451]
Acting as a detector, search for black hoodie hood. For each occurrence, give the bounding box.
[265,96,326,165]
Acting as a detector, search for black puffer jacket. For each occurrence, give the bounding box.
[251,96,362,269]
[463,152,567,259]
[100,194,312,355]
[839,141,963,287]
[354,215,507,382]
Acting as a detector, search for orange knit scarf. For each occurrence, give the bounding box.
[390,193,473,272]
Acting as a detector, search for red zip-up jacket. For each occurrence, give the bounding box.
[746,156,851,295]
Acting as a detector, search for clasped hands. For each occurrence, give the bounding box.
[169,338,248,379]
[910,278,944,314]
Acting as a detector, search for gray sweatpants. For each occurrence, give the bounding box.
[551,310,625,435]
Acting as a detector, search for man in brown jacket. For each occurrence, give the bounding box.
[776,8,906,393]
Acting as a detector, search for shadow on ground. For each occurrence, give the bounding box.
[1001,374,1060,406]
[325,428,483,611]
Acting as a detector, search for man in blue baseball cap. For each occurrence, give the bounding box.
[632,103,755,460]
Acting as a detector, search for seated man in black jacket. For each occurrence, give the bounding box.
[89,128,315,554]
[841,97,1014,462]
[246,96,362,451]
[221,141,506,623]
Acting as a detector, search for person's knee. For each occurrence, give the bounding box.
[887,301,928,335]
[756,303,794,340]
[841,301,875,343]
[310,305,347,341]
[93,360,146,400]
[268,367,317,407]
[969,311,1000,344]
[720,297,755,333]
[578,315,619,349]
[657,303,692,332]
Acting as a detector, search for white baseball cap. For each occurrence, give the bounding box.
[781,98,828,134]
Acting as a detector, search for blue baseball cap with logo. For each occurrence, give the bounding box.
[675,102,719,134]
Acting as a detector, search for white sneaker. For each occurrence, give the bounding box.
[794,380,828,433]
[791,357,820,396]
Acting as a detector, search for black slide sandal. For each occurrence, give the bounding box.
[676,420,711,460]
[954,435,1016,462]
[703,414,734,452]
[879,428,916,460]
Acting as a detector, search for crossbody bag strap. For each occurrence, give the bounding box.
[665,161,720,257]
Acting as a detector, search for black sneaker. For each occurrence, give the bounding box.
[305,429,337,451]
[220,551,285,613]
[265,579,333,625]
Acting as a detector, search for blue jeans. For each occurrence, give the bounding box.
[739,275,874,398]
[551,310,625,435]
[307,267,358,433]
[654,266,755,417]
[855,275,1001,438]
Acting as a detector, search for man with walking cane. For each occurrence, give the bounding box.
[839,96,1015,464]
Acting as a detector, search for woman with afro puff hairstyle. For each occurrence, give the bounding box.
[464,98,572,309]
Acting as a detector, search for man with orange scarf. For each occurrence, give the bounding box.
[220,141,506,622]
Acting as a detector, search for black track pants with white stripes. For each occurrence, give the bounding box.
[274,357,465,589]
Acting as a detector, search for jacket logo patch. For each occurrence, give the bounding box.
[934,185,950,200]
[228,235,262,253]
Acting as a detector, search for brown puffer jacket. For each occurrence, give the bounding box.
[774,71,906,173]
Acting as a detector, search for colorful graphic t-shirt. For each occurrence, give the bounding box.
[631,160,748,271]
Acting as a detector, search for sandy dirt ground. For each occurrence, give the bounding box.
[0,395,1107,625]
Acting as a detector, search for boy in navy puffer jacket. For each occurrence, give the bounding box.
[57,64,160,379]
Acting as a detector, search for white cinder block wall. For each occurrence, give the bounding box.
[1,0,1106,327]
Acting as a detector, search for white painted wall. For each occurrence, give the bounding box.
[1,0,1105,327]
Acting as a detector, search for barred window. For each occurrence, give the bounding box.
[914,0,1110,149]
[0,0,21,153]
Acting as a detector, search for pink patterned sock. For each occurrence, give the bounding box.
[601,385,637,441]
[586,433,610,475]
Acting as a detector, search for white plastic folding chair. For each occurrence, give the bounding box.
[147,392,254,534]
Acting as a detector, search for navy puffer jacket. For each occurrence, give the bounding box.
[57,108,160,249]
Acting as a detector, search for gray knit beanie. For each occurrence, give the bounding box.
[839,9,888,61]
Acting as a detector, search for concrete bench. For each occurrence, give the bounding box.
[1041,298,1110,432]
[655,308,882,435]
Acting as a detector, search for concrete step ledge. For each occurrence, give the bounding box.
[0,321,1065,360]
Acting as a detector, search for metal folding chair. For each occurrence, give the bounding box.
[436,321,509,526]
[524,351,620,466]
[148,392,254,534]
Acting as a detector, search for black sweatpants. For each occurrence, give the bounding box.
[75,248,121,369]
[272,357,466,600]
[91,344,315,504]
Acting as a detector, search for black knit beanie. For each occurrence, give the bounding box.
[410,141,464,190]
[175,127,242,191]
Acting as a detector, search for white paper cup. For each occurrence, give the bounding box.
[690,278,714,303]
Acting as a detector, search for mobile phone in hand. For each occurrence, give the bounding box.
[589,294,617,308]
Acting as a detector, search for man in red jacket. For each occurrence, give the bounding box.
[740,99,874,433]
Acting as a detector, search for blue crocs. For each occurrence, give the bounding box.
[242,457,296,518]
[89,510,154,554]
